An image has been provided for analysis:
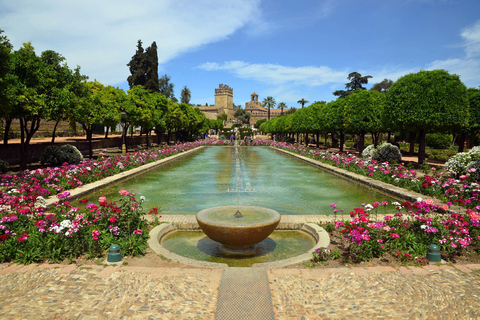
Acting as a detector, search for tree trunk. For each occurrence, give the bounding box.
[296,133,299,143]
[409,131,416,156]
[316,133,320,148]
[458,132,466,153]
[20,118,26,170]
[20,117,41,170]
[305,133,308,147]
[86,129,93,159]
[51,120,60,143]
[3,118,11,145]
[418,129,426,164]
[358,132,365,153]
[466,133,472,149]
[339,131,345,152]
[145,130,150,148]
[387,132,391,143]
[104,126,110,139]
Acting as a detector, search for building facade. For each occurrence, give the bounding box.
[194,84,236,120]
[245,92,283,124]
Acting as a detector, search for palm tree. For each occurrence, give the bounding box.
[297,98,308,108]
[263,96,276,120]
[277,102,287,116]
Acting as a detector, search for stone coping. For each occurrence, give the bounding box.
[148,222,330,269]
[44,146,204,208]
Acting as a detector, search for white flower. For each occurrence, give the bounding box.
[140,196,146,202]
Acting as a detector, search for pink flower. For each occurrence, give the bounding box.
[425,199,434,205]
[132,229,143,235]
[92,230,100,241]
[109,216,118,223]
[99,196,107,203]
[390,233,400,238]
[119,189,128,196]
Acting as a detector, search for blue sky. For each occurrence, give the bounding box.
[1,0,480,108]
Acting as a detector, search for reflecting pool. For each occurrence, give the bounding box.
[76,147,398,215]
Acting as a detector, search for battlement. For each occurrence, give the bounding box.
[215,84,233,96]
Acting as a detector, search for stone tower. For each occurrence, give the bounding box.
[215,84,235,120]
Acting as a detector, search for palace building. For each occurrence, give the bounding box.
[194,84,284,124]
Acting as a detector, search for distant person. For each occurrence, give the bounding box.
[230,134,235,142]
[244,135,248,143]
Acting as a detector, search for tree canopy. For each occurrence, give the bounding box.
[385,69,469,163]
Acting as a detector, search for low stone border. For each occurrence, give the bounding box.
[148,223,228,269]
[148,222,330,269]
[45,146,204,208]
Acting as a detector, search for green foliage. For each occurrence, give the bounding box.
[127,40,159,92]
[180,86,191,104]
[311,247,341,264]
[0,159,9,173]
[467,88,480,133]
[375,143,402,163]
[0,193,150,264]
[425,133,452,149]
[40,145,65,165]
[385,69,469,133]
[362,142,402,163]
[60,145,84,164]
[234,108,251,124]
[41,144,83,165]
[159,74,175,100]
[344,90,385,134]
[255,119,267,129]
[444,146,480,177]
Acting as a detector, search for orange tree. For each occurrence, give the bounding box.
[385,69,468,164]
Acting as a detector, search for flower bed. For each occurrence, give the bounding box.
[311,199,480,266]
[0,190,157,264]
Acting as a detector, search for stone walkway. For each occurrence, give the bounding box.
[1,262,479,319]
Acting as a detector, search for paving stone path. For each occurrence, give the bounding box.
[1,262,480,319]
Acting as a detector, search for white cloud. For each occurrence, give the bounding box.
[197,60,347,86]
[461,20,480,59]
[1,0,261,85]
[426,20,480,87]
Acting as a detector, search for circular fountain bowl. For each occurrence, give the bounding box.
[196,205,281,254]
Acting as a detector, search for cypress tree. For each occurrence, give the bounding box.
[144,41,159,92]
[127,40,146,88]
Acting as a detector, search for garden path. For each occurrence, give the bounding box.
[0,261,479,319]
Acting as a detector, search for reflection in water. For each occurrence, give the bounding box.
[163,230,306,267]
[73,147,399,215]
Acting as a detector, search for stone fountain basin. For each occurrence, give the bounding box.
[196,205,281,248]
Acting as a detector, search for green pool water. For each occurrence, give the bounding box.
[74,146,398,215]
[161,230,316,267]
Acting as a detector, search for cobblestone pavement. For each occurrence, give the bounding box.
[269,264,480,320]
[1,263,480,319]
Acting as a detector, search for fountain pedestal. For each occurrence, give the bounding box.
[196,205,281,255]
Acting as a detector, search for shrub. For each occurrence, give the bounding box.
[40,145,64,165]
[41,144,83,166]
[362,143,401,163]
[426,133,452,149]
[362,144,377,158]
[0,159,8,174]
[60,145,83,164]
[445,151,473,175]
[375,142,402,163]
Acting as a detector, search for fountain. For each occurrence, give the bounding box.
[196,205,281,255]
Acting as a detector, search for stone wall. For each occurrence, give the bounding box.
[0,134,174,165]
